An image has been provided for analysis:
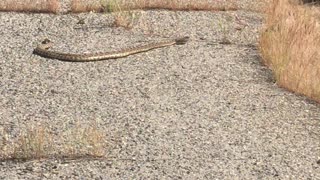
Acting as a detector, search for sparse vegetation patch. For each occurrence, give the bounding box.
[71,0,241,13]
[0,123,107,161]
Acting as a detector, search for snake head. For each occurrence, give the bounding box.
[42,38,51,44]
[38,38,54,50]
[175,36,189,45]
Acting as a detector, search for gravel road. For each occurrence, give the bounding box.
[0,2,319,179]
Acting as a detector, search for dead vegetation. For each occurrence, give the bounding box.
[71,0,241,29]
[0,123,107,161]
[0,0,266,13]
[71,0,240,13]
[0,0,59,13]
[72,0,266,29]
[259,0,320,102]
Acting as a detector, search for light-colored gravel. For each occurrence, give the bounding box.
[0,2,319,179]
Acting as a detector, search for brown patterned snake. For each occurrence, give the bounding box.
[33,37,189,62]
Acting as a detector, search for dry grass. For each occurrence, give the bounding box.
[0,0,266,14]
[259,0,320,102]
[71,0,268,28]
[71,0,241,13]
[0,122,107,161]
[12,126,52,160]
[0,0,59,13]
[61,123,106,158]
[71,0,267,29]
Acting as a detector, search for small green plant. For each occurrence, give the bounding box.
[217,19,232,44]
[101,0,140,29]
[101,0,118,13]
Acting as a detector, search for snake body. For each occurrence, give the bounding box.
[33,37,189,62]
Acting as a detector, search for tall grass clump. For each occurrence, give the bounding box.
[259,0,320,102]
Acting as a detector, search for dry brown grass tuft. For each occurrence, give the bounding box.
[72,0,102,13]
[0,0,59,13]
[259,0,320,102]
[12,126,52,160]
[0,122,107,161]
[111,10,139,29]
[61,123,107,158]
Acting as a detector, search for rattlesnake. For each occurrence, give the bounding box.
[33,37,189,62]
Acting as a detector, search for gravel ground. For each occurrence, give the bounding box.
[0,2,319,179]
